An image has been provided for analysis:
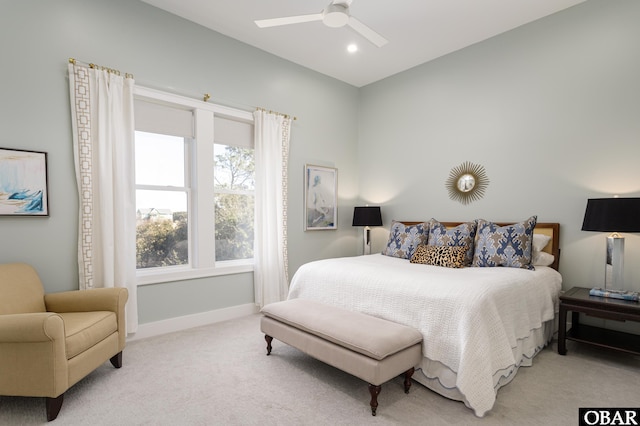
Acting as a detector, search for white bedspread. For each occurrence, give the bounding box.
[287,254,562,417]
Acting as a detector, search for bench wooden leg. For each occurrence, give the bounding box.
[265,334,273,355]
[368,384,381,416]
[403,367,415,393]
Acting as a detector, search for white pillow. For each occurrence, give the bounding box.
[532,234,554,266]
[532,251,554,267]
[532,234,551,252]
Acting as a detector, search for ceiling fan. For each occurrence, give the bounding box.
[254,0,388,48]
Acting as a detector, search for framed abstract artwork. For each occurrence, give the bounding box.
[304,164,337,230]
[0,148,49,216]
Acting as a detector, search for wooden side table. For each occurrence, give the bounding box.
[558,287,640,355]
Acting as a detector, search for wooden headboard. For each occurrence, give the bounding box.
[401,221,561,271]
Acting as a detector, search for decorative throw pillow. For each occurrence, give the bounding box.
[382,221,429,259]
[472,216,538,270]
[428,219,477,266]
[410,244,467,268]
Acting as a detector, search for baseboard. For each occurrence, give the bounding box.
[128,303,260,342]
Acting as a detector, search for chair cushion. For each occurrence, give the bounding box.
[58,311,117,359]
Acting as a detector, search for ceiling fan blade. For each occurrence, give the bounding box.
[347,17,388,47]
[255,13,323,28]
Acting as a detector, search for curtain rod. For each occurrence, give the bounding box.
[68,58,297,120]
[256,107,297,121]
[69,58,134,79]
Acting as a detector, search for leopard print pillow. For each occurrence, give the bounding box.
[410,244,467,268]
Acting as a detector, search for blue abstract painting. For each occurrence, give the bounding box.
[0,148,48,216]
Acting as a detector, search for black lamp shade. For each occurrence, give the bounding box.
[581,198,640,232]
[352,206,382,227]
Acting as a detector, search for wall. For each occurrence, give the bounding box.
[359,0,640,303]
[0,0,360,324]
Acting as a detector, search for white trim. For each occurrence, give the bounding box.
[133,86,254,122]
[127,303,259,342]
[136,263,253,286]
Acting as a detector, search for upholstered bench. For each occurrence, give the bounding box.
[260,299,423,415]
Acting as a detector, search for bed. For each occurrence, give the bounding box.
[287,219,562,417]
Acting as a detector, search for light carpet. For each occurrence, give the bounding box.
[1,314,639,425]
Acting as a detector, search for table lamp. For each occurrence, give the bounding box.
[581,197,640,290]
[352,206,382,255]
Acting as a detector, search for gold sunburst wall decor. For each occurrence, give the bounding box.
[445,161,489,205]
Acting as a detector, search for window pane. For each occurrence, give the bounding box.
[214,144,254,191]
[136,190,188,269]
[215,193,254,261]
[135,131,185,186]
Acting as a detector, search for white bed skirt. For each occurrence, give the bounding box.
[412,318,556,415]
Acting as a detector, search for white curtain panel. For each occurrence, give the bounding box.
[253,110,291,307]
[68,63,138,333]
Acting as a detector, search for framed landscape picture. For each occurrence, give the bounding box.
[304,164,337,230]
[0,148,49,216]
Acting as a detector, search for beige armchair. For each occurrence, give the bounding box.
[0,263,128,421]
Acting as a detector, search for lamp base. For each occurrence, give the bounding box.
[605,234,624,291]
[363,227,371,255]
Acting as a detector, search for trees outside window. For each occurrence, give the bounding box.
[214,144,254,261]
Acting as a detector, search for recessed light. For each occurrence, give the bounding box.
[347,44,358,53]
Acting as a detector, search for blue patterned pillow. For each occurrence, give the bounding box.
[428,219,477,266]
[472,216,538,270]
[382,221,429,259]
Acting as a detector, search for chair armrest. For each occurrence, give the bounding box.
[45,287,129,350]
[0,313,69,397]
[0,313,65,342]
[44,287,128,314]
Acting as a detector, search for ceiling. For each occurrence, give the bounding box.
[141,0,586,88]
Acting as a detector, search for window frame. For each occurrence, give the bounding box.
[134,86,255,286]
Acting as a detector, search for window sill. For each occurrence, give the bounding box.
[136,262,254,286]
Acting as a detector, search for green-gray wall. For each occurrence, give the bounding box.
[2,0,639,329]
[0,0,359,324]
[359,0,640,315]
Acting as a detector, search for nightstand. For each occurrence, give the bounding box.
[558,287,640,355]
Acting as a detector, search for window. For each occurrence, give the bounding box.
[213,116,255,262]
[133,87,255,284]
[135,131,189,269]
[214,143,254,261]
